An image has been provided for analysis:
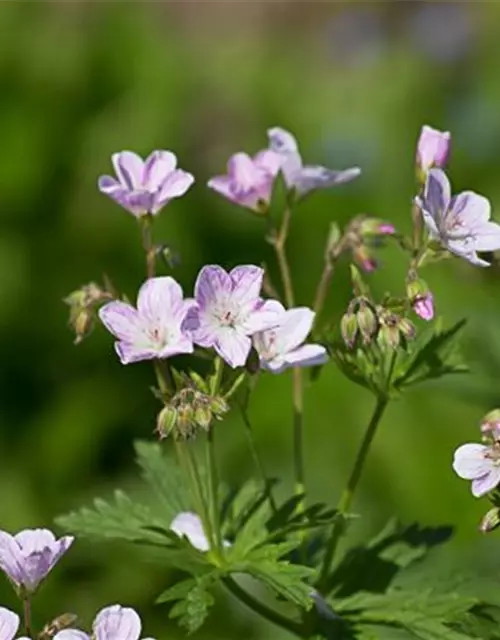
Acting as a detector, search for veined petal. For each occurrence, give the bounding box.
[155,170,194,210]
[137,277,184,326]
[283,344,328,368]
[194,265,232,308]
[472,467,500,497]
[0,607,19,640]
[0,531,25,586]
[98,175,121,193]
[215,329,251,368]
[275,307,315,353]
[115,342,159,365]
[449,191,491,227]
[158,334,194,359]
[143,150,177,190]
[473,221,500,252]
[94,605,142,640]
[267,126,302,183]
[242,300,282,334]
[112,151,144,190]
[99,302,143,343]
[452,443,491,479]
[207,175,235,201]
[229,265,264,305]
[424,168,451,226]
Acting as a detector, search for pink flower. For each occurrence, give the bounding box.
[99,277,195,365]
[453,442,500,497]
[187,265,280,368]
[0,529,73,593]
[98,150,194,217]
[413,292,434,321]
[253,302,327,373]
[51,605,155,640]
[208,151,281,213]
[416,125,451,173]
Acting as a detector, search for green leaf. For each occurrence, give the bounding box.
[394,318,468,389]
[55,489,169,544]
[159,573,218,633]
[134,440,190,520]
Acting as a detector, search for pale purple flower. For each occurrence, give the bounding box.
[208,151,281,213]
[187,265,280,368]
[453,442,500,497]
[416,125,451,173]
[52,605,154,640]
[170,512,230,552]
[267,127,361,198]
[413,292,434,321]
[416,168,500,267]
[0,607,23,640]
[253,301,328,374]
[0,529,73,593]
[98,150,194,217]
[99,277,195,365]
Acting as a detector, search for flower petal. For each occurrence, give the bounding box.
[114,342,158,365]
[0,531,24,586]
[267,126,302,184]
[275,307,315,353]
[194,266,232,308]
[143,150,177,190]
[227,153,260,192]
[155,170,194,211]
[0,607,19,640]
[472,467,500,497]
[473,221,500,252]
[99,302,143,343]
[94,605,142,640]
[207,176,235,201]
[294,165,361,195]
[215,329,251,368]
[449,191,491,228]
[424,168,451,226]
[242,299,282,334]
[53,631,90,640]
[253,150,282,176]
[170,512,210,552]
[112,151,144,190]
[136,277,184,327]
[283,344,328,369]
[452,443,491,479]
[229,265,264,305]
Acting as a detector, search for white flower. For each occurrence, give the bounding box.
[453,442,500,497]
[416,168,500,266]
[170,512,230,552]
[252,302,327,374]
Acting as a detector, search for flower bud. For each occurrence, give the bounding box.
[156,405,178,439]
[209,395,230,419]
[359,218,395,237]
[377,324,400,350]
[479,507,500,533]
[71,308,94,345]
[356,301,378,344]
[194,405,212,431]
[481,409,500,440]
[398,317,416,340]
[407,278,434,321]
[353,245,377,273]
[416,125,451,179]
[341,311,358,348]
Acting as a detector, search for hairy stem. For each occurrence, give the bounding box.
[317,396,389,592]
[140,215,156,279]
[206,428,221,550]
[239,402,278,513]
[223,576,304,637]
[312,260,334,323]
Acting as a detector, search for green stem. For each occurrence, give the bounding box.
[210,356,224,395]
[317,396,389,592]
[239,402,278,513]
[222,576,304,637]
[206,427,221,550]
[312,260,334,323]
[140,215,156,279]
[23,596,32,637]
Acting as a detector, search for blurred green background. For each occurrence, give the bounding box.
[2,1,500,638]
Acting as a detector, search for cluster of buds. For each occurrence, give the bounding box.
[406,275,434,321]
[156,387,229,440]
[64,281,114,344]
[341,215,395,273]
[481,409,500,443]
[341,298,378,348]
[376,307,416,350]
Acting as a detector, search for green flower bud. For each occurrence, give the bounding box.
[398,317,416,340]
[209,395,230,419]
[356,301,378,344]
[378,324,400,350]
[480,507,500,533]
[156,405,178,439]
[72,308,94,345]
[194,405,213,430]
[341,311,358,348]
[481,409,500,438]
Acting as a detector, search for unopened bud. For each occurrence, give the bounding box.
[209,395,229,418]
[39,613,79,639]
[156,405,178,439]
[378,324,400,350]
[481,409,500,440]
[72,308,94,345]
[341,311,358,348]
[416,125,451,182]
[407,278,434,321]
[359,218,395,237]
[194,405,212,430]
[480,507,500,533]
[353,246,377,273]
[398,317,416,340]
[356,301,377,344]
